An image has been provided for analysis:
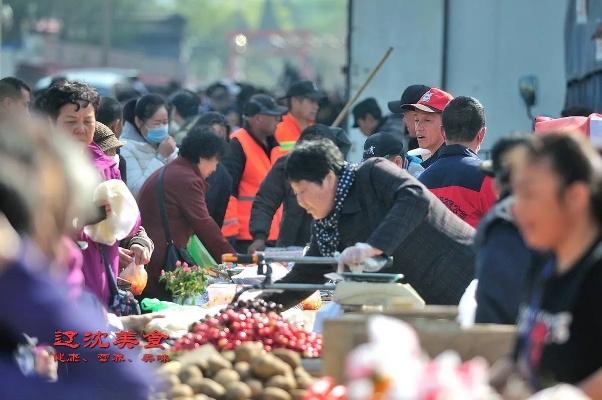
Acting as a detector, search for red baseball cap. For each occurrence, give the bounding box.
[400,87,454,113]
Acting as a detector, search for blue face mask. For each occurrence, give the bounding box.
[145,125,168,143]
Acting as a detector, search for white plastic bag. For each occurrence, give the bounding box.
[458,279,478,328]
[84,179,138,245]
[312,301,343,334]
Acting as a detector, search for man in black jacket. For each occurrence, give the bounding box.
[263,138,476,310]
[193,112,233,227]
[248,125,351,253]
[352,97,404,143]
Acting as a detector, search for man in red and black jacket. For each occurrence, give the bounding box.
[418,96,496,228]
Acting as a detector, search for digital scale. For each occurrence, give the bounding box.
[221,253,425,311]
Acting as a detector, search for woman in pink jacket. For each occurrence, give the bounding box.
[40,81,141,306]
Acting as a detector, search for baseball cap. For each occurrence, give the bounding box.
[388,84,431,113]
[401,87,454,113]
[362,132,403,160]
[93,121,125,153]
[352,97,382,128]
[282,80,326,100]
[244,94,288,117]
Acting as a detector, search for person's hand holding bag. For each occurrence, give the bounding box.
[337,242,382,273]
[119,257,148,296]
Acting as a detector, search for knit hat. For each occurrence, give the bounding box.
[93,121,125,153]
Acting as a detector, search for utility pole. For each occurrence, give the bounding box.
[101,0,111,67]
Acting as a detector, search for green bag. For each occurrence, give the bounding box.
[186,235,217,268]
[140,298,181,312]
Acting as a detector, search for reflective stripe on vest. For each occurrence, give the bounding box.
[274,113,310,155]
[221,196,239,238]
[279,141,295,152]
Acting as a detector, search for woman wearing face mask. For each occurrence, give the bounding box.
[120,93,178,198]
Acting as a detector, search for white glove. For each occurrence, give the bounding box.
[337,243,380,273]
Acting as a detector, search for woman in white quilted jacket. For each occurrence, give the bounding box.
[120,94,178,198]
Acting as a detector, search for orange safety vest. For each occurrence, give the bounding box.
[221,128,282,241]
[274,113,313,154]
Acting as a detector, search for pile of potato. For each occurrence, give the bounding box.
[152,343,317,400]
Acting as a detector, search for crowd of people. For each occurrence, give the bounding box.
[1,71,602,399]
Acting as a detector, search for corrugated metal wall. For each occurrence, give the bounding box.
[565,0,602,112]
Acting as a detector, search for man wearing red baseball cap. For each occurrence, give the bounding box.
[401,87,454,168]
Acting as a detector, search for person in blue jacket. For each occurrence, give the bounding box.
[474,132,541,325]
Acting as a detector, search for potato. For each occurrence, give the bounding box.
[224,381,253,400]
[179,365,204,383]
[172,397,194,400]
[291,389,307,400]
[250,354,289,379]
[234,342,264,363]
[234,361,252,381]
[245,379,263,399]
[293,367,307,378]
[271,349,301,370]
[193,359,209,373]
[266,375,297,392]
[206,354,233,375]
[213,369,241,388]
[193,395,212,400]
[222,349,236,363]
[159,360,183,376]
[160,373,181,388]
[194,378,226,399]
[261,387,292,400]
[167,383,194,398]
[296,375,315,390]
[186,377,206,394]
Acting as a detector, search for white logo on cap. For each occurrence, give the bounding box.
[365,145,375,155]
[312,83,319,91]
[420,91,433,103]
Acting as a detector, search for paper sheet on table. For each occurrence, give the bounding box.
[230,263,290,285]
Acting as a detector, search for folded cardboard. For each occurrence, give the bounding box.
[323,309,516,383]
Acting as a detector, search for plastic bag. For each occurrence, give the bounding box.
[84,179,139,245]
[140,298,181,313]
[119,259,148,295]
[312,301,343,334]
[457,279,478,328]
[187,235,216,268]
[301,290,323,310]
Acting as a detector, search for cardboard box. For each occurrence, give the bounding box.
[322,309,516,383]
